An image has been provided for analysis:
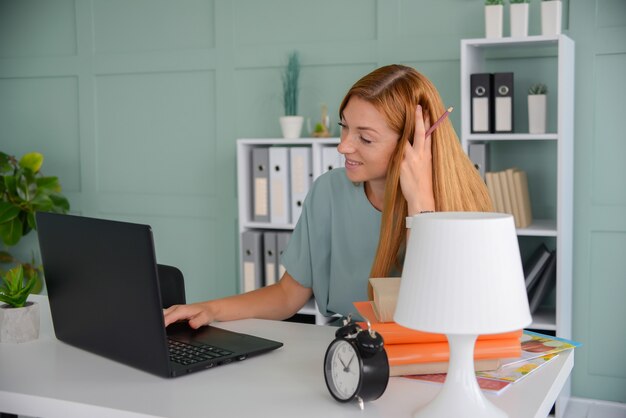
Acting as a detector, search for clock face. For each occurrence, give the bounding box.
[324,339,361,401]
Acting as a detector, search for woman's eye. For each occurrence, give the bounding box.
[360,136,372,144]
[338,122,347,130]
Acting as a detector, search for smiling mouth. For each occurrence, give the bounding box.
[345,159,362,167]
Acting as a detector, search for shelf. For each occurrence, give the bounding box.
[242,222,295,230]
[516,219,557,237]
[467,134,558,141]
[237,137,340,146]
[462,35,561,48]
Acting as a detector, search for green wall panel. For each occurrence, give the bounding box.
[592,53,626,206]
[0,0,77,58]
[92,0,215,54]
[0,76,81,192]
[233,0,377,46]
[95,71,216,195]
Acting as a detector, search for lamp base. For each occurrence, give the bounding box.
[412,334,507,418]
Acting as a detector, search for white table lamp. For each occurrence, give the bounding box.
[394,212,532,418]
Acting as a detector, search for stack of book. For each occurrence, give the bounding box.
[485,167,532,228]
[354,278,524,377]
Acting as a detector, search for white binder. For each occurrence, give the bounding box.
[276,232,292,280]
[241,230,263,292]
[289,147,312,224]
[263,232,278,286]
[269,147,290,225]
[252,147,270,222]
[321,146,344,174]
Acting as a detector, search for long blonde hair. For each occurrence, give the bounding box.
[339,65,493,286]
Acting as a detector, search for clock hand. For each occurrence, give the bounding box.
[345,354,355,372]
[338,355,348,369]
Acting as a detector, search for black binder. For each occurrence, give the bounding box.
[493,72,514,133]
[470,73,493,133]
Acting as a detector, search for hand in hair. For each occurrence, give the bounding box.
[399,105,436,215]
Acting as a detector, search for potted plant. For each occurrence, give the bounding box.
[0,151,70,292]
[541,0,562,35]
[0,265,39,343]
[279,51,303,139]
[528,83,548,134]
[484,0,504,39]
[510,0,529,38]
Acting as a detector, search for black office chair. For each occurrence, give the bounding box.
[157,264,186,308]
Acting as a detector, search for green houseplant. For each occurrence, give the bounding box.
[279,51,304,139]
[0,151,70,292]
[0,264,40,343]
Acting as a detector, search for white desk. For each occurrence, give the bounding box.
[0,295,573,418]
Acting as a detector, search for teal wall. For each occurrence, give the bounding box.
[0,0,624,404]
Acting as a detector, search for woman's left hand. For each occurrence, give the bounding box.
[399,105,436,215]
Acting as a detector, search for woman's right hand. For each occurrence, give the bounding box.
[164,301,215,329]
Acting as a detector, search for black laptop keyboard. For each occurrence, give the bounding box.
[168,339,233,366]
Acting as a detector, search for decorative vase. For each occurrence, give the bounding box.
[485,5,504,39]
[0,301,40,343]
[279,116,304,139]
[510,3,529,38]
[541,0,562,36]
[528,95,547,134]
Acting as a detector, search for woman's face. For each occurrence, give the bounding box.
[337,97,399,185]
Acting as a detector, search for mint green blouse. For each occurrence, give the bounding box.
[281,168,382,318]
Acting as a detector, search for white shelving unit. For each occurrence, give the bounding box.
[236,137,340,325]
[461,35,574,417]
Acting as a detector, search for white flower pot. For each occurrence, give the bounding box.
[279,116,304,139]
[528,95,547,134]
[485,5,504,39]
[0,301,40,343]
[510,3,529,38]
[541,1,562,36]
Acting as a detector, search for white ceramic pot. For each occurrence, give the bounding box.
[0,301,40,343]
[541,0,562,36]
[485,5,504,39]
[510,3,529,38]
[528,95,547,134]
[279,116,304,139]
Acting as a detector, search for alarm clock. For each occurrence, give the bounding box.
[323,316,389,409]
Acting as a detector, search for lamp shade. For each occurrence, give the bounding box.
[394,212,531,335]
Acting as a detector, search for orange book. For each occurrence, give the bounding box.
[385,338,522,366]
[354,301,523,345]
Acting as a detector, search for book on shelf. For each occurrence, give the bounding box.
[485,167,532,228]
[512,169,533,227]
[523,243,552,293]
[528,251,557,314]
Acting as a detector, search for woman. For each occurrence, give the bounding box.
[164,64,492,328]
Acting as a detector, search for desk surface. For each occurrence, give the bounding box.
[0,295,573,418]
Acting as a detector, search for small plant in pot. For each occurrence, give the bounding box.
[484,0,504,39]
[0,151,70,289]
[528,83,548,134]
[0,265,40,343]
[279,51,304,139]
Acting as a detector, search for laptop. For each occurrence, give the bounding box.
[35,212,283,378]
